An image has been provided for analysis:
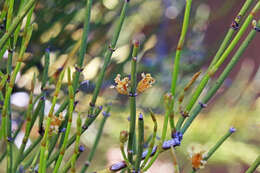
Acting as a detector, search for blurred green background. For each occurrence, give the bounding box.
[0,0,260,172]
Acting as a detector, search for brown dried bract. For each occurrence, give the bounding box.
[137,73,155,93]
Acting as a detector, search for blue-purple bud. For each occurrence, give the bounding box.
[199,102,207,108]
[110,161,126,171]
[7,137,13,142]
[59,127,66,133]
[102,111,110,117]
[45,47,50,53]
[79,145,85,152]
[138,113,143,120]
[18,165,24,173]
[229,127,236,133]
[172,131,183,141]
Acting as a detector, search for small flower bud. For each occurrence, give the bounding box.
[199,102,207,108]
[79,145,85,152]
[120,131,129,143]
[229,127,236,133]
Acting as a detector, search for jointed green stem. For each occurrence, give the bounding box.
[181,19,260,134]
[169,0,192,131]
[119,131,132,170]
[135,113,144,172]
[13,75,36,172]
[53,68,74,173]
[128,41,139,163]
[39,70,65,173]
[209,0,254,68]
[190,128,236,173]
[89,0,129,110]
[245,155,260,173]
[142,94,172,172]
[81,106,111,173]
[0,0,37,50]
[70,114,82,173]
[46,107,102,167]
[73,0,93,91]
[176,1,260,130]
[140,111,157,169]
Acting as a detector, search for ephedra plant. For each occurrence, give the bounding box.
[0,0,260,172]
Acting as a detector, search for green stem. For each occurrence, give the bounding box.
[169,0,192,131]
[39,70,65,173]
[176,1,260,130]
[140,111,157,169]
[89,0,129,109]
[53,68,74,173]
[22,136,42,160]
[142,94,172,172]
[13,75,36,172]
[0,0,37,50]
[245,155,260,173]
[73,0,93,91]
[190,128,236,173]
[180,19,260,134]
[46,106,102,167]
[209,0,254,68]
[70,114,82,173]
[127,41,139,163]
[134,113,144,172]
[81,106,111,173]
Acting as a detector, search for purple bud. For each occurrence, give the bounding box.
[129,92,137,97]
[79,145,85,152]
[18,165,24,173]
[59,127,66,133]
[89,102,95,107]
[199,102,207,108]
[102,111,110,117]
[142,150,148,159]
[138,113,143,120]
[172,131,183,141]
[231,20,239,30]
[127,116,130,121]
[98,105,103,110]
[110,161,126,171]
[45,47,50,53]
[80,80,89,86]
[255,26,260,32]
[173,138,181,146]
[7,137,13,142]
[34,165,39,172]
[229,127,236,133]
[162,139,174,149]
[74,101,79,107]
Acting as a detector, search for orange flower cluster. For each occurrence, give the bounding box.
[111,73,155,95]
[45,113,64,134]
[188,145,207,170]
[111,74,130,95]
[137,73,155,93]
